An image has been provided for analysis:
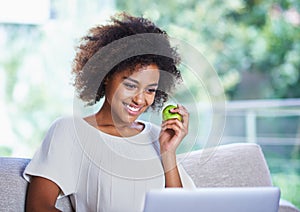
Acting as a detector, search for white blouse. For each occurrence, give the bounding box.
[23,116,195,212]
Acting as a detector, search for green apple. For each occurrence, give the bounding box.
[162,105,183,121]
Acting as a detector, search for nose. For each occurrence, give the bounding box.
[132,91,146,105]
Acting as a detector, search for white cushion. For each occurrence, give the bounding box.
[178,143,273,187]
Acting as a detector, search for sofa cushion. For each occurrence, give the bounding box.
[178,143,273,187]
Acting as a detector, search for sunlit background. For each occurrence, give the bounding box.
[0,0,299,208]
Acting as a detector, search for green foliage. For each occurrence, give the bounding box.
[0,146,12,157]
[263,145,300,208]
[272,172,300,208]
[0,23,73,156]
[116,0,300,100]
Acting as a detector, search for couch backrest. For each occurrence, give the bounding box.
[178,143,273,187]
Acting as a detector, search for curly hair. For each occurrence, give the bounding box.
[72,13,182,110]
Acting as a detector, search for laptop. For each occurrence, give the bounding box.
[143,187,280,212]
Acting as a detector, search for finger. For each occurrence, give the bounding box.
[161,119,184,129]
[170,104,188,117]
[161,119,187,134]
[161,122,185,134]
[171,104,189,127]
[162,124,182,133]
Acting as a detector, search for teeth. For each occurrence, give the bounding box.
[126,104,140,112]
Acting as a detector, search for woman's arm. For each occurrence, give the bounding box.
[26,176,61,212]
[159,104,189,187]
[160,151,183,187]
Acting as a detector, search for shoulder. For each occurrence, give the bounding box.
[51,116,77,127]
[42,116,85,144]
[48,116,84,132]
[37,116,87,160]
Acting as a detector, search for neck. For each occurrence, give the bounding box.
[84,104,144,137]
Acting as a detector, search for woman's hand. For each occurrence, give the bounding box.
[159,104,189,155]
[159,104,189,187]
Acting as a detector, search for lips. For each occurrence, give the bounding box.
[123,103,143,115]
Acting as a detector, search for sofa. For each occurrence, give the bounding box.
[0,143,299,212]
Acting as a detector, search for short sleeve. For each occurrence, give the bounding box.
[23,117,79,196]
[178,164,196,189]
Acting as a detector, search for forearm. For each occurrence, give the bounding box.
[161,152,183,187]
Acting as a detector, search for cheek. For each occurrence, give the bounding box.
[146,94,156,105]
[110,86,134,102]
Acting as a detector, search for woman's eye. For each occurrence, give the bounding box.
[124,83,137,89]
[146,88,157,93]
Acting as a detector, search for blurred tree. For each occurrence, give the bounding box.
[0,25,49,156]
[116,0,300,100]
[0,0,115,157]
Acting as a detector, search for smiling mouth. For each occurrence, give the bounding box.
[124,103,143,113]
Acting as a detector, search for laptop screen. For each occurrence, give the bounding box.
[143,187,280,212]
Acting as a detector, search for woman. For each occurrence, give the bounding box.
[24,13,195,212]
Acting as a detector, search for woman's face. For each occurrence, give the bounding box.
[104,64,160,124]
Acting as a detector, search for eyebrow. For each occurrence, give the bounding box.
[123,77,158,86]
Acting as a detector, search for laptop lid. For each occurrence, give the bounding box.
[143,187,280,212]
